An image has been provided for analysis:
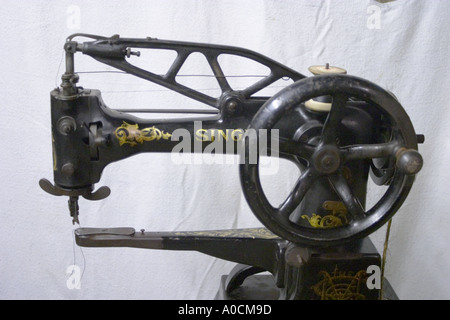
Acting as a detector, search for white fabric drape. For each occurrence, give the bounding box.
[0,0,449,299]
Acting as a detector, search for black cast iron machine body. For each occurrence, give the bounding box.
[40,34,424,300]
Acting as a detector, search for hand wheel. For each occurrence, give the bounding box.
[240,74,423,247]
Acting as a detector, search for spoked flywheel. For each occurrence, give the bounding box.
[240,74,423,247]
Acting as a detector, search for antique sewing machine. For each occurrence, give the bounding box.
[40,34,424,300]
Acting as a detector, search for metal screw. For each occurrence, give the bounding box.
[126,48,141,58]
[61,163,75,176]
[61,124,72,134]
[299,135,309,143]
[227,101,238,113]
[57,117,76,135]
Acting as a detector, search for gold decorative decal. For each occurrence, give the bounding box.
[173,228,280,240]
[302,201,349,229]
[115,121,172,147]
[312,266,367,300]
[302,214,344,228]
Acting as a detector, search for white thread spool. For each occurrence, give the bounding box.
[305,64,347,112]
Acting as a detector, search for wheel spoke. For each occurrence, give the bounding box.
[341,141,398,162]
[328,173,366,221]
[278,167,318,218]
[279,137,315,159]
[321,94,347,145]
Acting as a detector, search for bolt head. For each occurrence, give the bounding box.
[61,163,75,176]
[57,117,76,135]
[313,146,341,174]
[227,101,238,113]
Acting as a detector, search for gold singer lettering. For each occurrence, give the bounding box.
[195,128,246,142]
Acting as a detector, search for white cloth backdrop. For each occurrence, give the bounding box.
[0,0,449,300]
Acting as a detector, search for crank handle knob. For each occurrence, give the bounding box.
[396,148,423,175]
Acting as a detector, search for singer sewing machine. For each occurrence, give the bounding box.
[40,34,424,300]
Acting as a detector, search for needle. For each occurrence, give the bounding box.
[68,196,80,225]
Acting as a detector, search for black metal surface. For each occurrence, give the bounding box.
[216,274,281,300]
[224,264,268,293]
[280,238,381,300]
[47,87,309,192]
[217,275,398,300]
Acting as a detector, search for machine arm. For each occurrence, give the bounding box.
[63,34,305,108]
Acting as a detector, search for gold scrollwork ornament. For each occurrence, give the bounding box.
[301,201,349,229]
[115,121,172,147]
[312,266,367,300]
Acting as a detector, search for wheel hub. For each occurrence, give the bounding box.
[313,146,341,174]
